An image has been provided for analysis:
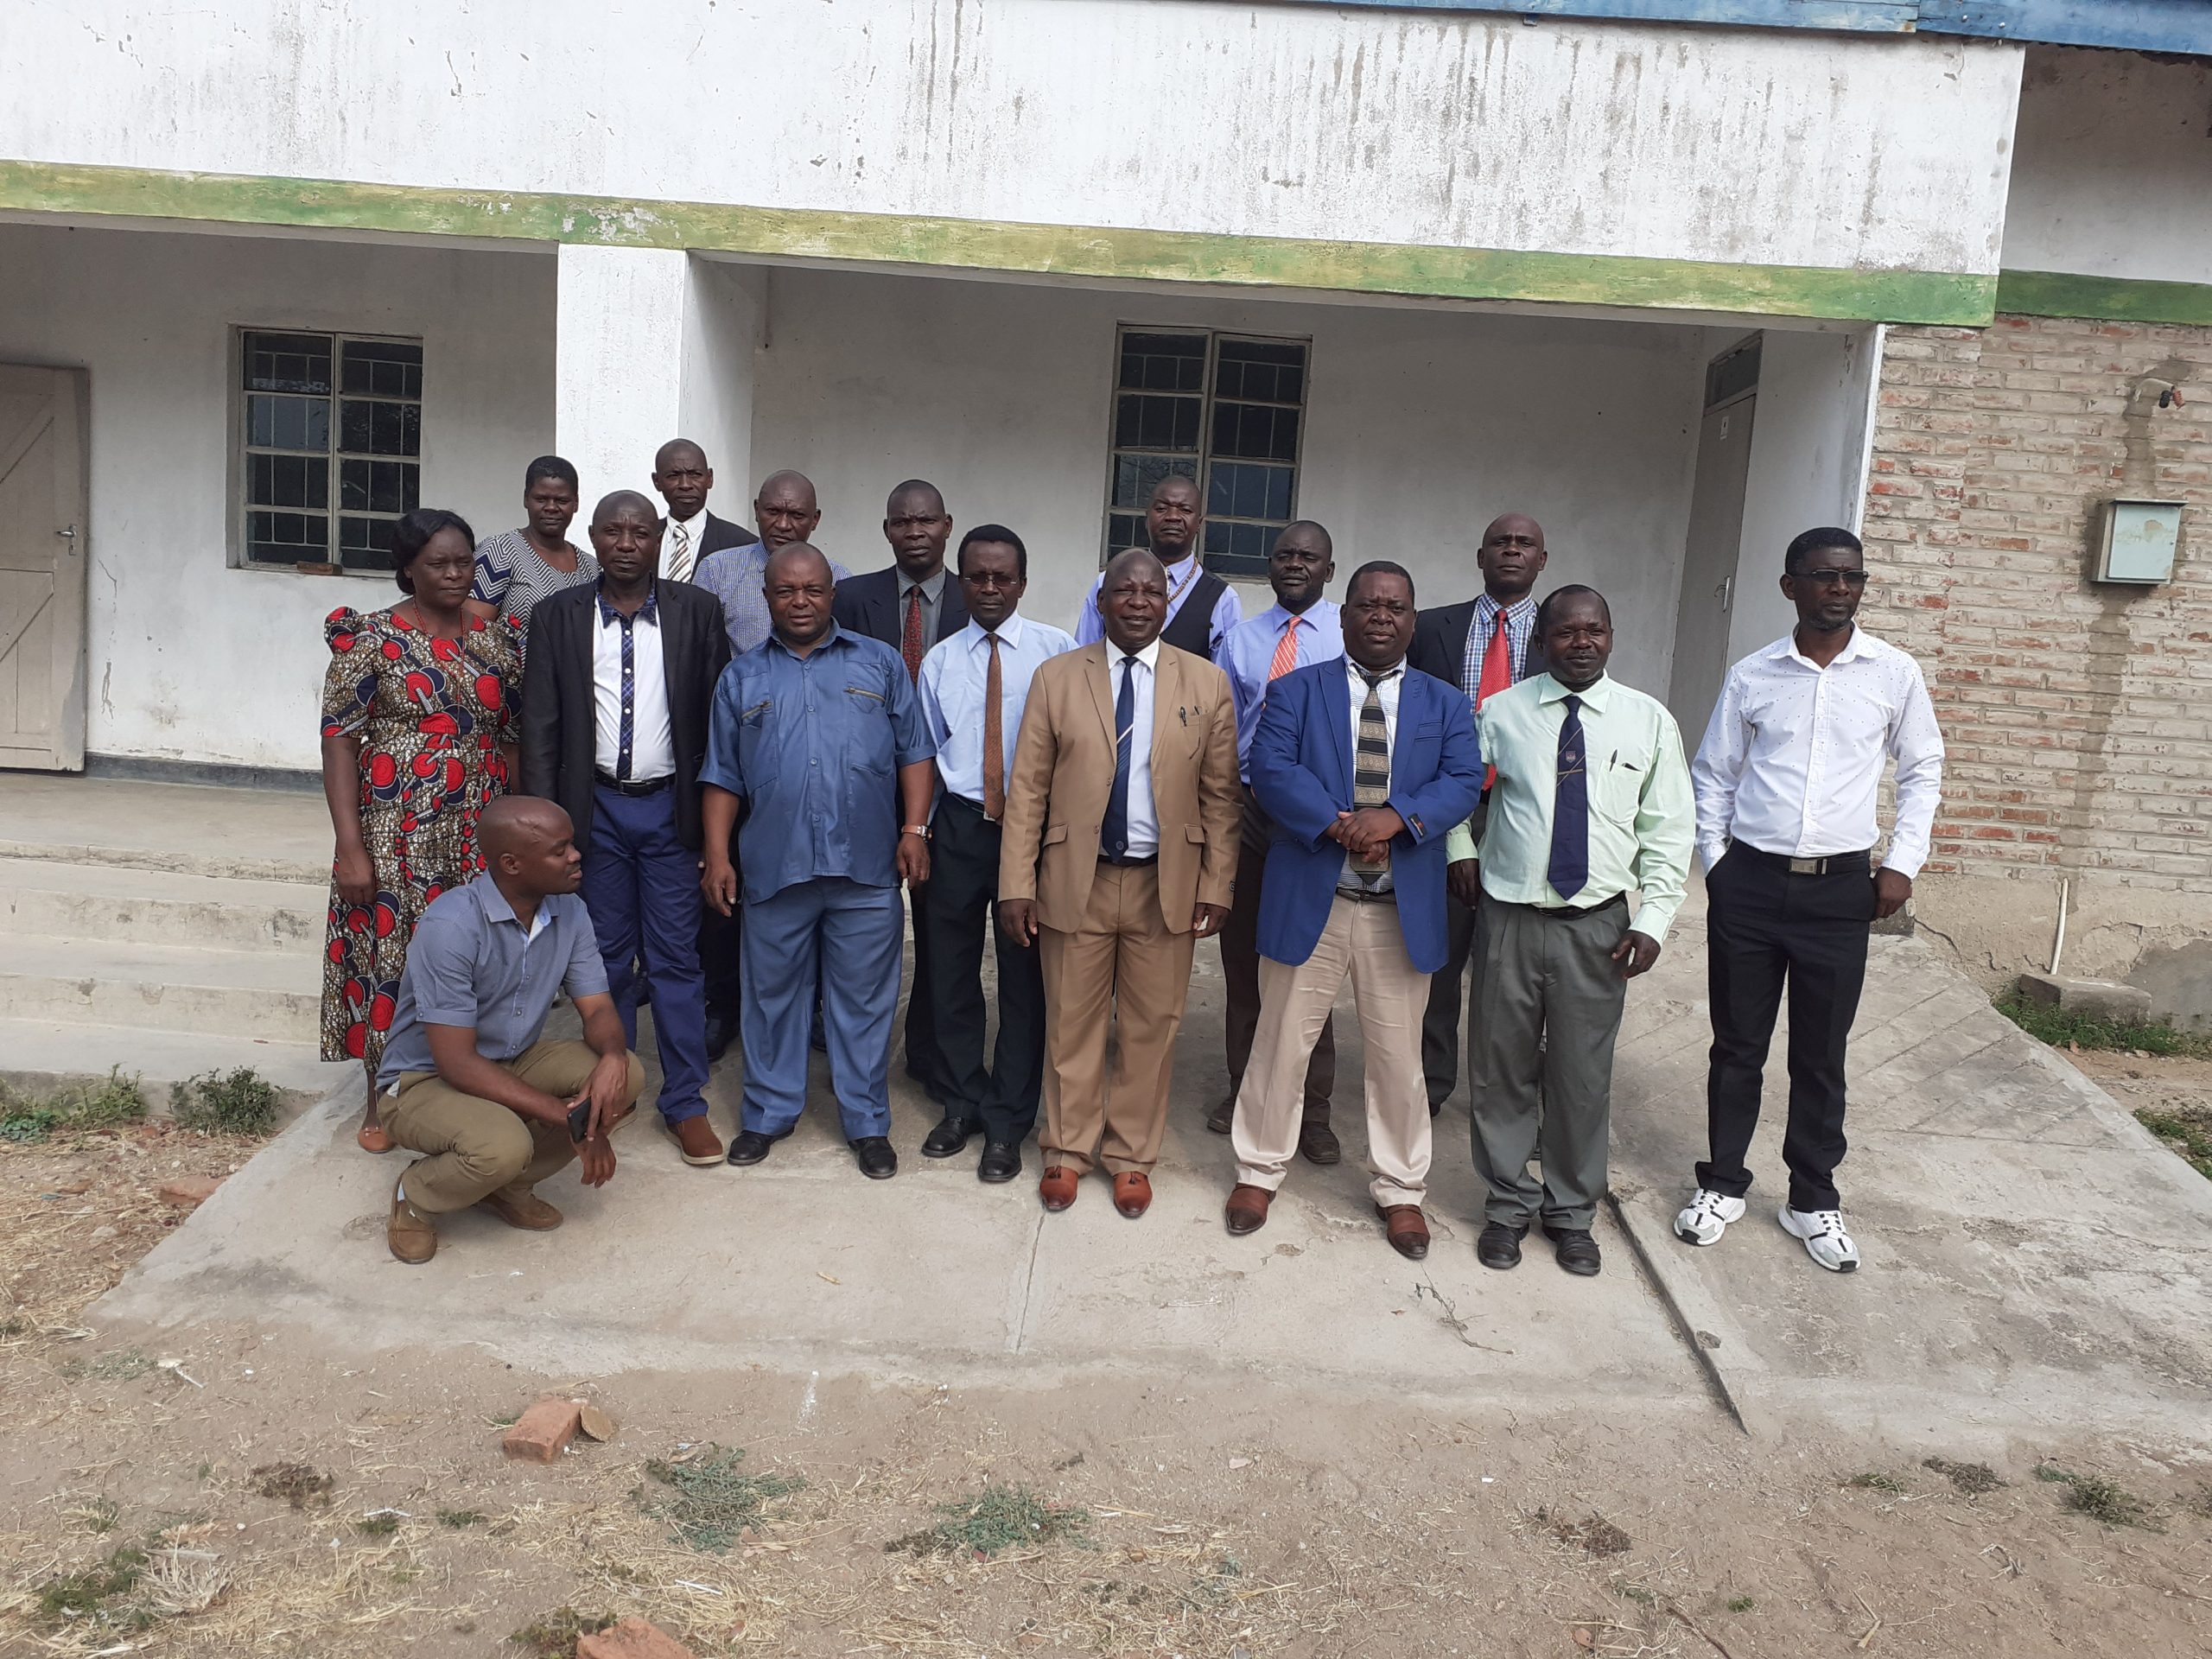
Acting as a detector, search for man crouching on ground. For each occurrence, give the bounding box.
[378,796,644,1263]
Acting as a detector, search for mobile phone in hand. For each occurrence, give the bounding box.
[567,1098,592,1142]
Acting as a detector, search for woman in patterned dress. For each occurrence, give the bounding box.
[463,454,596,652]
[320,508,521,1152]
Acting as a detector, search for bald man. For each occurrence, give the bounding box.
[375,798,645,1265]
[521,492,732,1167]
[651,438,757,584]
[1407,512,1550,1112]
[1076,474,1243,660]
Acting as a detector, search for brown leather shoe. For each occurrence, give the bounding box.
[1297,1120,1341,1166]
[1205,1096,1236,1135]
[1113,1171,1154,1219]
[477,1183,563,1230]
[667,1116,724,1166]
[388,1180,436,1264]
[1039,1166,1078,1211]
[1224,1183,1272,1236]
[1376,1203,1430,1260]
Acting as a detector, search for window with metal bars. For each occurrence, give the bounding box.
[1102,327,1307,578]
[237,329,423,573]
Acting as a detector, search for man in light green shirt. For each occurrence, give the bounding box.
[1445,584,1694,1277]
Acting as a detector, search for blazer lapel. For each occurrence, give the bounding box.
[1083,643,1117,753]
[1321,663,1354,804]
[1148,648,1180,777]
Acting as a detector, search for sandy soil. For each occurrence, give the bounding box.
[3,1122,2209,1659]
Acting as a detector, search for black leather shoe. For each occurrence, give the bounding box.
[1477,1221,1529,1270]
[1543,1224,1602,1277]
[976,1141,1023,1183]
[921,1115,976,1159]
[726,1128,790,1166]
[1297,1121,1341,1166]
[851,1136,898,1179]
[1205,1096,1236,1135]
[703,1012,739,1064]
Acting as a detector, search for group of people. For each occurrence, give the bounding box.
[320,444,1943,1281]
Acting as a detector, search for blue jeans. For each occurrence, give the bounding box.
[740,876,902,1139]
[581,785,709,1124]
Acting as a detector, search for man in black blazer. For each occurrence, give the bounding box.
[522,490,732,1168]
[830,480,970,1118]
[651,437,756,582]
[1405,512,1549,1113]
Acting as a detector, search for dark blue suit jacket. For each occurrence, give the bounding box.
[1249,658,1484,974]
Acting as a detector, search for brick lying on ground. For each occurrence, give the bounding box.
[501,1399,583,1462]
[576,1615,696,1659]
[157,1174,224,1208]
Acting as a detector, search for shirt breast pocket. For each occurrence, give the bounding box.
[843,683,893,772]
[1592,760,1645,825]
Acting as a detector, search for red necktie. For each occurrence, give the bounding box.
[982,633,1006,821]
[1267,616,1300,681]
[901,586,925,683]
[1476,611,1511,790]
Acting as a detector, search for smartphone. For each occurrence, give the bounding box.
[566,1098,592,1142]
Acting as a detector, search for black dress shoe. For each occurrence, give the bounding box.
[1205,1096,1236,1135]
[850,1136,898,1179]
[1543,1224,1602,1277]
[1297,1121,1341,1166]
[921,1115,976,1159]
[726,1128,790,1166]
[703,1012,739,1065]
[976,1141,1023,1183]
[1477,1221,1529,1270]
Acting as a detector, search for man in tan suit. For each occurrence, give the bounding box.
[999,548,1242,1218]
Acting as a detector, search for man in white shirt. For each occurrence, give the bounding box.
[1675,527,1945,1273]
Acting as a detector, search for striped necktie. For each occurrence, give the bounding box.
[666,519,694,583]
[1349,667,1395,881]
[1267,615,1301,680]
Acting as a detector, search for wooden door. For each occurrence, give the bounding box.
[0,365,89,771]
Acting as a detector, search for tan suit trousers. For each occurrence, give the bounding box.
[1231,893,1432,1208]
[385,1039,645,1214]
[1038,861,1197,1175]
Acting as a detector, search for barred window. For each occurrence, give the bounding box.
[1103,327,1308,578]
[238,330,423,572]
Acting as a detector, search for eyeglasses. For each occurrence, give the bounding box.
[1798,569,1870,589]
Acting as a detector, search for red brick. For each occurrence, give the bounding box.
[501,1399,583,1463]
[576,1616,696,1659]
[158,1174,223,1208]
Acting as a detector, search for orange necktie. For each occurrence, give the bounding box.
[1476,611,1511,790]
[1267,616,1301,681]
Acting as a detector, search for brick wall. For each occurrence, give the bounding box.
[1862,315,2212,891]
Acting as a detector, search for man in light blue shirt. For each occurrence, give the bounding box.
[913,525,1077,1183]
[1208,521,1346,1161]
[1074,473,1243,658]
[700,544,936,1179]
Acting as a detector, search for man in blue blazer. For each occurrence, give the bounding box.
[1224,561,1484,1259]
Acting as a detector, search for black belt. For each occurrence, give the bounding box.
[1333,884,1395,904]
[939,792,991,818]
[1728,841,1870,876]
[1526,893,1627,919]
[1098,852,1157,868]
[594,772,673,797]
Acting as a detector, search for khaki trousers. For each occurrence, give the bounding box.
[1232,893,1432,1208]
[385,1039,645,1214]
[1037,861,1197,1176]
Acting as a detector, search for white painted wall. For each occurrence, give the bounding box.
[747,267,1707,697]
[2004,45,2212,283]
[2,0,2021,277]
[0,223,555,770]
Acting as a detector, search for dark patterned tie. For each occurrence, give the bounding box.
[1548,693,1589,901]
[1101,655,1137,859]
[901,585,925,683]
[1349,669,1394,883]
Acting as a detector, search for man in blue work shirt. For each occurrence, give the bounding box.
[700,543,936,1179]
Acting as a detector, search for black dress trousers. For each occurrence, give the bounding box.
[921,793,1045,1144]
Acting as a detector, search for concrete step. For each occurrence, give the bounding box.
[0,932,322,1042]
[0,1017,353,1113]
[0,857,325,951]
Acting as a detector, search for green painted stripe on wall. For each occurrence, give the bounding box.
[0,159,1998,325]
[1996,269,2212,328]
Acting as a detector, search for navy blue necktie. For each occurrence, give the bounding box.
[1102,655,1137,858]
[1548,693,1589,901]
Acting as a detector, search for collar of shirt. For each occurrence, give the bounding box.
[1535,671,1611,713]
[474,878,551,941]
[1779,622,1874,671]
[898,567,948,603]
[962,613,1027,652]
[1348,656,1405,685]
[595,578,660,626]
[1262,600,1334,637]
[1474,591,1537,628]
[667,510,706,541]
[1115,638,1163,671]
[769,619,852,659]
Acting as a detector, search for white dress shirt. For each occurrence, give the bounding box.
[661,510,708,582]
[1693,625,1945,880]
[592,591,674,781]
[917,612,1079,806]
[1111,639,1162,859]
[1343,657,1404,893]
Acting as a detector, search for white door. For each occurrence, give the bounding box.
[0,365,90,772]
[1668,379,1757,741]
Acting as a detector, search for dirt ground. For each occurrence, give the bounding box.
[2067,1047,2212,1138]
[3,1121,2210,1659]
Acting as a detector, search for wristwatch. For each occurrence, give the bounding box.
[900,824,931,840]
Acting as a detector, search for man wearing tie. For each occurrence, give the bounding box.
[651,438,757,583]
[1210,523,1344,1160]
[834,480,972,1111]
[1224,563,1483,1259]
[1075,474,1244,659]
[915,526,1077,1180]
[1447,585,1693,1276]
[998,548,1243,1218]
[1409,512,1549,1112]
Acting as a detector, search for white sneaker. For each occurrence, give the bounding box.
[1673,1187,1746,1246]
[1778,1205,1860,1272]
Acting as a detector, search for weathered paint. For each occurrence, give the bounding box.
[1994,270,2212,327]
[0,161,1997,325]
